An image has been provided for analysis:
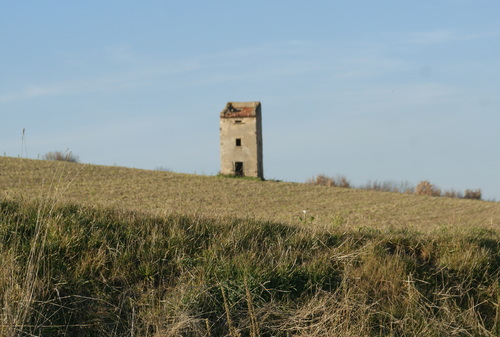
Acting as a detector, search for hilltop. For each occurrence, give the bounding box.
[1,156,499,231]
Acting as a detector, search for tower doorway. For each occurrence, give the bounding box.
[235,162,244,176]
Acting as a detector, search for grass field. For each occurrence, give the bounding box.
[2,157,499,231]
[0,157,499,336]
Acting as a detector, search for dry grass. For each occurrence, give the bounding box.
[0,156,499,336]
[1,157,499,233]
[0,199,498,336]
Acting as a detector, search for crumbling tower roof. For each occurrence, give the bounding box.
[220,101,261,118]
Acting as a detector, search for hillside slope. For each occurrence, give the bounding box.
[1,157,499,336]
[1,157,499,231]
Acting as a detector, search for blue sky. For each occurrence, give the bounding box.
[1,1,499,200]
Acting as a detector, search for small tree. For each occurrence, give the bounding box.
[43,151,79,163]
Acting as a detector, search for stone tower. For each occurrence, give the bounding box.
[220,101,263,179]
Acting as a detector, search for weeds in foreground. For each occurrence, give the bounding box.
[0,199,498,336]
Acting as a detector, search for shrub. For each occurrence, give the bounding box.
[415,180,441,197]
[464,189,482,200]
[306,174,351,188]
[414,182,482,200]
[43,151,79,163]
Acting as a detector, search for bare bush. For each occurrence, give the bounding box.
[464,189,482,200]
[306,174,351,188]
[415,182,481,200]
[43,151,79,163]
[415,180,441,197]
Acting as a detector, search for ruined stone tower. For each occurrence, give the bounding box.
[220,101,263,179]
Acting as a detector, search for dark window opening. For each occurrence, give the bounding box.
[235,138,241,146]
[235,120,242,124]
[235,162,244,176]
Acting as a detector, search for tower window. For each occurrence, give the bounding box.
[235,138,241,146]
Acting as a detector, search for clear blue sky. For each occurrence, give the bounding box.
[1,1,499,200]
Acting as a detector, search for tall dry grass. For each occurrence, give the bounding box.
[0,199,498,336]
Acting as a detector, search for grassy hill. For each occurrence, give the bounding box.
[1,157,499,230]
[0,157,499,336]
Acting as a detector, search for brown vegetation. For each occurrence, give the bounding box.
[0,158,497,230]
[42,151,79,163]
[308,174,484,201]
[415,180,441,196]
[306,174,351,188]
[464,189,482,200]
[0,157,499,335]
[0,199,498,336]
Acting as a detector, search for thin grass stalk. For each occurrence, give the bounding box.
[221,286,240,337]
[205,318,212,337]
[245,278,259,337]
[14,204,51,333]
